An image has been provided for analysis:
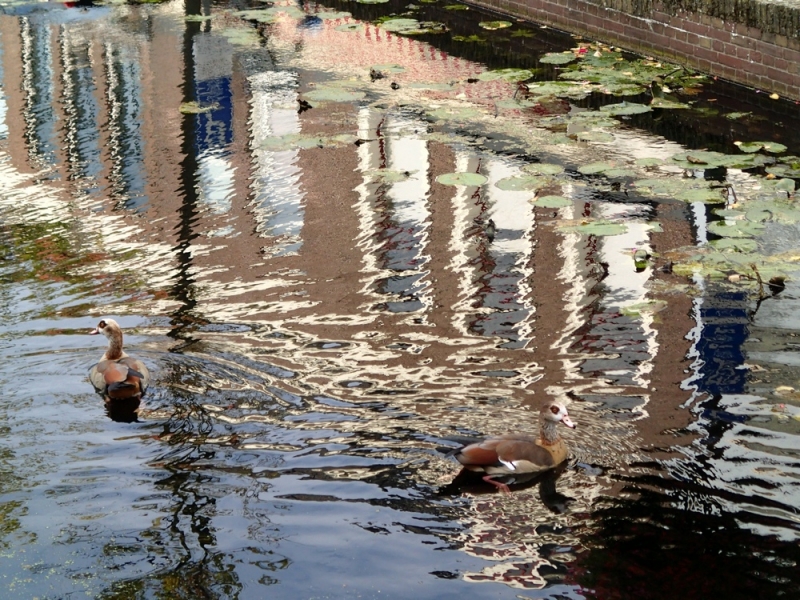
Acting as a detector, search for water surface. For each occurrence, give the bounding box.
[1,0,799,598]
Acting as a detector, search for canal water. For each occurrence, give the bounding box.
[0,0,799,598]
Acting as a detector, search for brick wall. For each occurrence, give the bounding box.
[465,0,800,100]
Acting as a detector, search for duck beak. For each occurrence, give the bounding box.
[90,328,100,335]
[561,415,576,429]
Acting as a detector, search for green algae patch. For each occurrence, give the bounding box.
[436,172,488,186]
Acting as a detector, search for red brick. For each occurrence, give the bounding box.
[682,19,710,37]
[712,39,725,52]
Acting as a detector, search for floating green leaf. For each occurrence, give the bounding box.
[336,23,364,32]
[735,140,787,154]
[709,238,758,252]
[452,34,486,43]
[707,219,765,238]
[634,157,663,167]
[317,11,352,19]
[479,21,512,30]
[558,220,628,236]
[495,175,549,191]
[675,188,725,203]
[523,163,564,175]
[540,52,577,65]
[371,64,406,74]
[303,87,366,103]
[436,172,488,186]
[533,195,572,208]
[477,68,534,82]
[600,102,651,116]
[650,98,690,109]
[232,9,276,22]
[578,162,616,175]
[576,131,615,143]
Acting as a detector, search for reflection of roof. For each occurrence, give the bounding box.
[269,11,515,101]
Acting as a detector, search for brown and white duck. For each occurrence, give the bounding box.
[89,319,150,401]
[452,401,576,493]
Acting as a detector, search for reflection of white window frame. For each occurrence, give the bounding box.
[248,70,305,256]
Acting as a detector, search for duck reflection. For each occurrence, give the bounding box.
[440,462,573,513]
[103,396,141,423]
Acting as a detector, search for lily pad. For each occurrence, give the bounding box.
[709,238,758,252]
[735,140,787,154]
[669,150,765,170]
[675,188,725,203]
[576,131,615,143]
[232,9,277,22]
[634,157,663,167]
[600,102,651,116]
[479,21,512,30]
[578,162,616,175]
[303,87,366,103]
[650,98,691,109]
[558,220,628,236]
[495,175,549,191]
[317,11,352,19]
[336,23,364,32]
[533,195,572,208]
[477,68,534,82]
[371,64,406,74]
[707,219,765,238]
[452,34,486,43]
[523,163,564,176]
[436,172,488,186]
[540,52,577,65]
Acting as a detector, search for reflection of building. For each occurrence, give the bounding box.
[0,2,723,592]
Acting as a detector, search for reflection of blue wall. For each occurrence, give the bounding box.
[695,290,749,397]
[194,77,233,154]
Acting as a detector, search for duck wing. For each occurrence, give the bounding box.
[89,358,149,399]
[455,435,558,474]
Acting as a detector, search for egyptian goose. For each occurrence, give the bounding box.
[452,401,576,493]
[88,319,150,401]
